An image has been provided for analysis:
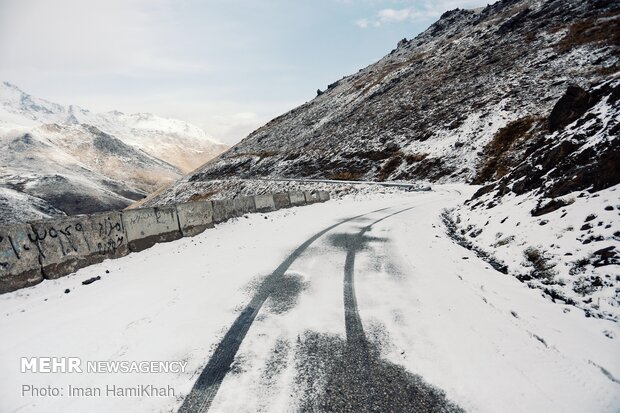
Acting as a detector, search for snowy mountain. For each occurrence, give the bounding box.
[143,0,619,319]
[0,121,180,224]
[0,82,228,173]
[148,0,618,191]
[0,82,228,224]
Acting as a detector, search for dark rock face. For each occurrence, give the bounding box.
[471,81,620,202]
[548,85,594,132]
[547,85,614,195]
[531,198,572,216]
[91,126,132,155]
[147,0,619,206]
[8,133,36,151]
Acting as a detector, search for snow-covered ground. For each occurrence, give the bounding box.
[451,184,620,322]
[1,186,618,413]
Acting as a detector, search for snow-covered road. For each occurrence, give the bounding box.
[1,186,619,413]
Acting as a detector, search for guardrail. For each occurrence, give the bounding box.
[0,190,330,294]
[256,177,432,190]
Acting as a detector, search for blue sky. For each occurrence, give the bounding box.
[0,0,488,144]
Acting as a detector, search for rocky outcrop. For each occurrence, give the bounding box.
[471,81,620,202]
[451,79,619,320]
[548,85,595,132]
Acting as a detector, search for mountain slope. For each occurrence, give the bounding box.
[147,0,618,199]
[0,121,181,224]
[0,83,228,224]
[448,80,619,320]
[0,82,228,173]
[142,0,619,319]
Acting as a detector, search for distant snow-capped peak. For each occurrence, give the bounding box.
[0,82,228,172]
[0,81,220,143]
[0,81,68,125]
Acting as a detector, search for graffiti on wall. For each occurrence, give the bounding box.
[0,213,126,275]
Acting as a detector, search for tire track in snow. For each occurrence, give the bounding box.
[341,207,416,406]
[178,207,392,413]
[294,205,464,412]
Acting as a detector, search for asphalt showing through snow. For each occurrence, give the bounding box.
[340,208,415,409]
[312,207,463,413]
[178,207,390,413]
[180,205,463,413]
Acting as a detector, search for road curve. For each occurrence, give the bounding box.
[180,204,463,413]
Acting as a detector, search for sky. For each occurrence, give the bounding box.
[0,0,488,145]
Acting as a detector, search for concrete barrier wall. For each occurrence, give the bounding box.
[233,196,256,216]
[212,199,236,223]
[31,211,127,279]
[304,191,320,204]
[122,206,182,252]
[273,192,291,209]
[0,211,128,292]
[289,191,306,207]
[254,194,276,212]
[0,223,43,293]
[0,191,330,294]
[176,201,214,237]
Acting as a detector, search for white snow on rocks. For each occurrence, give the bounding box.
[451,184,620,321]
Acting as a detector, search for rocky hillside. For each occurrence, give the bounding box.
[142,0,619,320]
[448,79,619,321]
[145,0,618,204]
[0,83,227,224]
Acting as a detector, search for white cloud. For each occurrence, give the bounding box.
[70,92,299,145]
[176,102,302,145]
[355,0,488,28]
[377,8,414,23]
[355,18,370,28]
